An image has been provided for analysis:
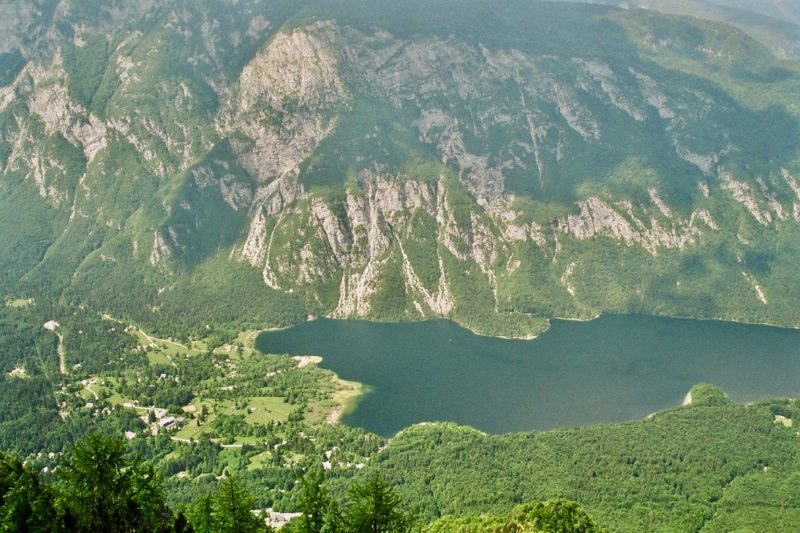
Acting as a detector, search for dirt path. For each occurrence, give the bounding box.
[85,384,99,400]
[107,317,190,351]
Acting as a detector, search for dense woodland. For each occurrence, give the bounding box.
[0,433,605,532]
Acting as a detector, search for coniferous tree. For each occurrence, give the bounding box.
[0,461,61,532]
[322,500,343,533]
[345,475,414,533]
[0,452,24,505]
[56,433,171,532]
[189,494,216,533]
[297,469,329,533]
[211,476,265,533]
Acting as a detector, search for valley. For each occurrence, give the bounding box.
[2,0,800,530]
[61,316,357,444]
[3,298,800,530]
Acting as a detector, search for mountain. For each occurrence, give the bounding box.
[2,0,800,337]
[551,0,800,61]
[709,0,800,26]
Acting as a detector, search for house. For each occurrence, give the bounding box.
[262,509,301,529]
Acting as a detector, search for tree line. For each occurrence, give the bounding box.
[0,433,604,532]
[0,433,417,533]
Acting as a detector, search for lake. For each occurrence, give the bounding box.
[256,315,800,436]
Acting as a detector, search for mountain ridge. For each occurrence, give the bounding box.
[549,0,800,62]
[1,0,800,337]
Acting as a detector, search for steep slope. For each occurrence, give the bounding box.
[1,0,800,337]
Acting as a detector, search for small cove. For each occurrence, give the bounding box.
[256,314,800,436]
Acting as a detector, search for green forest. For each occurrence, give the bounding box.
[0,432,607,532]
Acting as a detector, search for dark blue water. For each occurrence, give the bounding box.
[256,315,800,436]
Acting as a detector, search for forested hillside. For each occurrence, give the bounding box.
[357,384,800,531]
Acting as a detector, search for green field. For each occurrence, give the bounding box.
[4,298,34,309]
[244,396,293,424]
[247,450,273,471]
[146,351,172,366]
[174,396,292,441]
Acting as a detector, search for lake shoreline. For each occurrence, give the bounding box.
[327,377,369,425]
[256,314,800,436]
[257,311,800,347]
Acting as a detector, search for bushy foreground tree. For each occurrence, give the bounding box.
[0,434,270,532]
[0,434,190,532]
[56,433,172,532]
[0,452,60,532]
